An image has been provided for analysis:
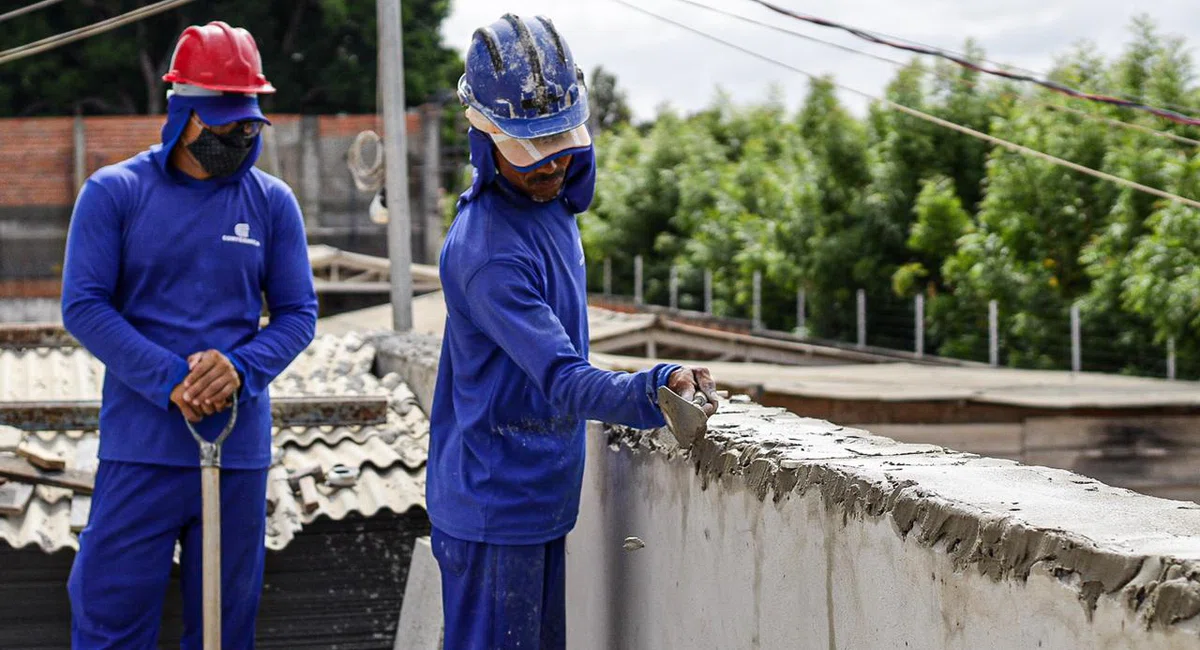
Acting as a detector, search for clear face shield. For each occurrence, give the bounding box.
[465,106,591,172]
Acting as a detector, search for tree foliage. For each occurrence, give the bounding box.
[575,15,1200,377]
[587,65,632,134]
[0,0,462,116]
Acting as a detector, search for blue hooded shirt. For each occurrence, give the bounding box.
[427,128,680,545]
[60,94,318,470]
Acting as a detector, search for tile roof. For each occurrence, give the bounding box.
[0,333,428,554]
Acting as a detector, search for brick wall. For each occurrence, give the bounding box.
[0,112,421,208]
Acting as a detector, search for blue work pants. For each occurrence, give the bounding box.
[431,526,567,650]
[67,460,268,649]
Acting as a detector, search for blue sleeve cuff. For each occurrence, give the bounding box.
[225,351,250,401]
[646,363,683,413]
[160,359,190,411]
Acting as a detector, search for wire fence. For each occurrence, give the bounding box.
[589,255,1185,381]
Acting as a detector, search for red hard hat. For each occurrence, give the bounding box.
[162,21,275,94]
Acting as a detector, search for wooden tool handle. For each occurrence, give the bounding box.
[201,466,221,650]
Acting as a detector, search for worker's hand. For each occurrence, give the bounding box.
[183,350,241,416]
[667,366,720,416]
[170,382,203,422]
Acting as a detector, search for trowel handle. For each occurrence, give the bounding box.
[692,390,730,406]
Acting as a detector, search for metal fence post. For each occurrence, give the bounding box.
[1168,337,1177,381]
[669,266,679,310]
[988,300,999,367]
[797,287,806,334]
[704,269,713,315]
[1070,302,1081,373]
[634,256,643,305]
[752,271,762,330]
[915,294,924,358]
[603,258,612,297]
[856,289,866,349]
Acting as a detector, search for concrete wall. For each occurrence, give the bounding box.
[567,402,1200,649]
[0,298,59,323]
[374,331,1200,648]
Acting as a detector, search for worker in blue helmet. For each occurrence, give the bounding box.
[427,13,720,649]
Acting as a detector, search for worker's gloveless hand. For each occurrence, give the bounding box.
[170,382,203,422]
[667,366,720,416]
[182,350,241,416]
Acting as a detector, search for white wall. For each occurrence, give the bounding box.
[566,403,1200,649]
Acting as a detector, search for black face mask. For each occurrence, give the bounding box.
[187,126,255,178]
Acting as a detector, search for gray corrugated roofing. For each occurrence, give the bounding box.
[0,333,428,554]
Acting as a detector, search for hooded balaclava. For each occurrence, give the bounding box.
[456,127,596,214]
[152,93,266,184]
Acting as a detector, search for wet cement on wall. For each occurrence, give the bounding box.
[371,331,1200,645]
[571,399,1200,646]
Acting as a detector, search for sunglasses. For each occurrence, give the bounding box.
[191,114,265,138]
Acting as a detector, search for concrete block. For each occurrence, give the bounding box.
[375,332,441,415]
[394,536,443,650]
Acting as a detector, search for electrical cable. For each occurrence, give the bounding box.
[0,0,197,66]
[752,6,1200,120]
[0,0,65,24]
[610,0,1200,211]
[347,129,386,192]
[745,0,1200,127]
[668,0,1200,148]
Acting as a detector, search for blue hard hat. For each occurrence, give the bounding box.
[458,14,590,140]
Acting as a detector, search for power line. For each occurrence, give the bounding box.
[788,10,1200,120]
[0,0,65,24]
[745,0,1200,127]
[610,0,1200,211]
[667,0,1200,148]
[0,0,197,66]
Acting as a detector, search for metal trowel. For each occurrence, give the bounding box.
[657,385,711,450]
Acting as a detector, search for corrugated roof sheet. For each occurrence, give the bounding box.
[0,331,391,402]
[0,346,103,401]
[0,333,428,554]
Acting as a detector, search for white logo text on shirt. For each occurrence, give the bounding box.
[222,222,261,247]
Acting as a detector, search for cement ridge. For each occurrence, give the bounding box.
[606,399,1200,632]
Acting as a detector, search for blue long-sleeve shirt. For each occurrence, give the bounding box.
[428,133,679,545]
[61,134,317,470]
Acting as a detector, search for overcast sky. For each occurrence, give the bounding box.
[440,0,1197,120]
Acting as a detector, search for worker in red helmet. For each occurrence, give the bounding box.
[61,21,316,649]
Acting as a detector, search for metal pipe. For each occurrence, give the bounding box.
[856,289,866,349]
[704,269,713,314]
[988,300,999,367]
[379,0,413,331]
[914,294,924,358]
[634,256,644,305]
[1070,302,1081,373]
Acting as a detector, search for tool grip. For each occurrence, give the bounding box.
[184,394,239,468]
[201,466,221,650]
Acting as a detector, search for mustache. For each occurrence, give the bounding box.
[529,168,567,183]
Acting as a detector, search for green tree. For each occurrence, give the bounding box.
[0,0,462,116]
[892,176,972,298]
[587,65,632,133]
